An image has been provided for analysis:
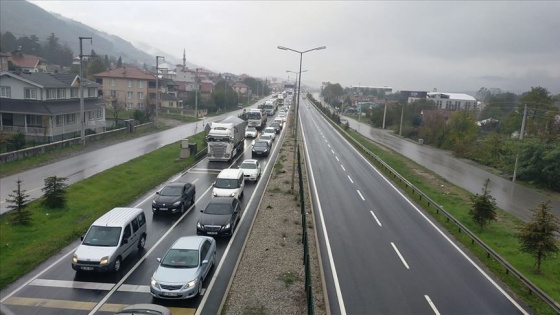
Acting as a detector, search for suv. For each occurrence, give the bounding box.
[196,197,241,237]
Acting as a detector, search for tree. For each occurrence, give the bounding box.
[41,176,68,209]
[86,56,107,79]
[104,55,110,68]
[518,200,559,272]
[117,56,123,68]
[469,178,497,229]
[1,31,18,52]
[107,100,126,128]
[6,178,32,225]
[7,131,26,151]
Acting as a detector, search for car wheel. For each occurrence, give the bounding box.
[197,278,203,296]
[191,195,195,206]
[180,203,185,214]
[113,257,122,272]
[137,235,146,250]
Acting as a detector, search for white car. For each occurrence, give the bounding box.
[238,159,261,182]
[262,127,276,141]
[278,112,287,122]
[245,126,258,138]
[259,133,274,146]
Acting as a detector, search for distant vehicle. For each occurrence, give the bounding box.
[152,182,196,215]
[206,116,247,162]
[197,197,242,237]
[245,126,258,138]
[252,140,271,157]
[262,127,276,140]
[115,304,172,315]
[277,112,287,122]
[259,134,274,146]
[150,236,216,300]
[239,159,261,182]
[270,121,282,134]
[263,99,278,116]
[246,109,267,130]
[237,103,243,109]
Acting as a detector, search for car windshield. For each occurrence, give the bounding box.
[204,203,233,215]
[159,185,182,196]
[82,226,122,247]
[240,163,256,169]
[264,129,274,133]
[161,249,199,268]
[261,135,272,139]
[254,142,268,148]
[246,127,256,132]
[247,112,261,119]
[215,178,238,189]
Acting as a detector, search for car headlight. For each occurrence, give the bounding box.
[230,192,237,197]
[72,254,78,263]
[100,256,109,265]
[213,192,217,197]
[152,199,156,204]
[185,279,197,288]
[172,201,181,206]
[224,223,231,230]
[197,221,202,229]
[151,277,159,288]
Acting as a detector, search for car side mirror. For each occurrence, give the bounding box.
[202,259,209,265]
[80,236,84,241]
[200,209,203,213]
[212,182,216,187]
[157,258,161,262]
[156,191,160,195]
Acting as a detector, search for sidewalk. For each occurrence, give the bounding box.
[343,116,560,222]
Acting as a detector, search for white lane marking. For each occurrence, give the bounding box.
[335,156,340,162]
[331,149,335,155]
[347,175,354,184]
[301,120,347,314]
[357,190,365,201]
[338,121,530,314]
[341,165,345,171]
[325,139,328,143]
[425,295,441,315]
[370,211,382,227]
[30,279,150,293]
[328,143,331,148]
[391,242,410,269]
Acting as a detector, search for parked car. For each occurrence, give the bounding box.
[152,182,196,214]
[270,121,282,134]
[245,126,258,138]
[262,127,276,141]
[116,304,172,315]
[196,197,242,237]
[252,140,271,157]
[150,236,216,300]
[239,159,261,182]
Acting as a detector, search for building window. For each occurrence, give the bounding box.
[56,115,64,126]
[96,110,102,118]
[127,80,133,88]
[65,114,76,124]
[88,87,96,97]
[126,102,134,109]
[110,90,117,97]
[88,111,94,120]
[127,91,133,99]
[137,81,143,88]
[24,88,37,99]
[110,79,116,87]
[46,88,57,99]
[26,115,42,126]
[0,86,11,98]
[71,88,79,98]
[57,88,66,99]
[137,102,144,108]
[137,92,144,99]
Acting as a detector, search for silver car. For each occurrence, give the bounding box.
[150,236,216,300]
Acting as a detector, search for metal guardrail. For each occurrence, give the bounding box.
[297,146,314,315]
[308,97,560,314]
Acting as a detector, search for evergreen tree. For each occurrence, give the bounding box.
[469,178,497,229]
[41,176,68,209]
[518,200,560,272]
[117,56,122,68]
[6,179,32,225]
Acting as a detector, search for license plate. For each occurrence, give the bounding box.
[81,266,94,271]
[163,292,178,297]
[207,232,218,235]
[159,208,168,211]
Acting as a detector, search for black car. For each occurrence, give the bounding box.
[152,182,196,214]
[252,140,270,157]
[270,121,282,133]
[196,197,241,237]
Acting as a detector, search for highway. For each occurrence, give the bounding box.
[299,98,529,314]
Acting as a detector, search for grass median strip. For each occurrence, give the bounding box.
[0,132,205,290]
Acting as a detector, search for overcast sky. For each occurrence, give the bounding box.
[30,1,560,94]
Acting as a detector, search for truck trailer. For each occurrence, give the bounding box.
[206,116,247,162]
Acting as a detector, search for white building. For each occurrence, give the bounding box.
[427,92,480,111]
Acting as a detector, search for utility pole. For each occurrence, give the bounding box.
[194,68,200,120]
[382,99,387,129]
[512,104,528,182]
[399,103,404,136]
[155,56,165,121]
[79,36,92,146]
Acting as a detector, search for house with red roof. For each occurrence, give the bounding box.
[94,67,156,110]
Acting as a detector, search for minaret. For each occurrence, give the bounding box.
[183,48,186,68]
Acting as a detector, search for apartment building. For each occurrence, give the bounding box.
[94,67,156,110]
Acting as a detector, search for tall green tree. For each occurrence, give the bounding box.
[41,176,68,209]
[86,56,107,79]
[518,200,559,272]
[469,178,497,229]
[117,56,123,68]
[1,31,18,52]
[6,178,32,225]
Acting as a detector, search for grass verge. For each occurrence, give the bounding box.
[0,132,206,289]
[341,126,559,315]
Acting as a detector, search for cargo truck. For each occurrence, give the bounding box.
[246,109,267,130]
[206,116,247,162]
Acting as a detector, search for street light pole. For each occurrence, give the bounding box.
[79,36,92,146]
[194,68,200,120]
[155,55,165,121]
[512,103,528,182]
[278,45,326,194]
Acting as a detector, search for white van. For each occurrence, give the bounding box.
[213,168,245,199]
[72,207,147,273]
